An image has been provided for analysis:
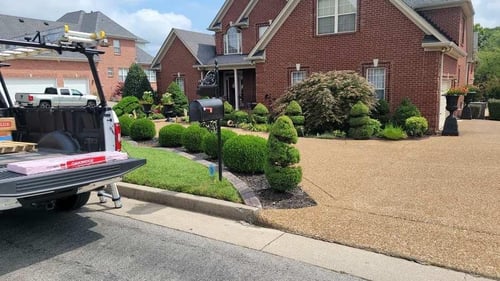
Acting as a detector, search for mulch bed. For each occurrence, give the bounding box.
[129,137,317,209]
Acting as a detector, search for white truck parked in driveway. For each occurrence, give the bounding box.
[15,87,99,108]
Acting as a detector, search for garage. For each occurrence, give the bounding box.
[4,78,57,104]
[63,78,90,95]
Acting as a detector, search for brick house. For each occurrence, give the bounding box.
[154,0,476,132]
[0,11,156,102]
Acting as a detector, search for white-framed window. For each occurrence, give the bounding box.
[291,70,307,85]
[107,67,114,78]
[145,69,156,82]
[258,25,269,39]
[118,68,128,82]
[366,67,386,100]
[224,27,242,54]
[317,0,357,35]
[176,77,185,93]
[113,39,121,55]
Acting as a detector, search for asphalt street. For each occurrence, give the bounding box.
[0,208,362,281]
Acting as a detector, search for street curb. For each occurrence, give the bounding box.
[117,182,260,223]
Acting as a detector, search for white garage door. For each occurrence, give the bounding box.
[4,78,57,104]
[64,79,90,94]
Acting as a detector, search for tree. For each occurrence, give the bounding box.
[166,82,188,116]
[474,25,500,99]
[122,63,153,100]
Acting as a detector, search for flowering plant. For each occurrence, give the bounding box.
[445,86,468,96]
[466,84,479,93]
[141,91,154,104]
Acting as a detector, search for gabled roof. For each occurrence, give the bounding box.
[208,0,234,31]
[57,10,147,43]
[234,0,260,28]
[0,14,65,40]
[136,47,154,65]
[152,29,215,68]
[248,0,468,61]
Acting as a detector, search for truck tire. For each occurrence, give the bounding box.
[39,101,51,108]
[56,192,91,211]
[87,100,96,107]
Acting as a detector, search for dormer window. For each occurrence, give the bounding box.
[224,27,242,55]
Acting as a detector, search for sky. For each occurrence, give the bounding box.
[1,0,498,57]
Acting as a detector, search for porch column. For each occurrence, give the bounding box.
[233,68,239,110]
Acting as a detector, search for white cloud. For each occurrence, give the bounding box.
[109,9,192,55]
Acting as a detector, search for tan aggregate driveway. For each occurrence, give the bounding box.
[257,120,500,279]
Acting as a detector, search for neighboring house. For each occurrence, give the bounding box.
[0,11,156,102]
[153,0,475,132]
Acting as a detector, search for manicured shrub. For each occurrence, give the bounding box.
[233,110,250,124]
[265,116,302,192]
[202,129,238,159]
[380,124,407,140]
[367,118,382,137]
[112,96,142,117]
[370,99,391,125]
[393,98,421,127]
[166,82,188,116]
[347,101,373,140]
[129,118,156,141]
[182,124,209,153]
[224,101,234,114]
[285,101,306,136]
[122,63,153,99]
[488,99,500,120]
[405,116,429,137]
[158,124,186,147]
[252,103,269,124]
[273,71,376,134]
[119,114,134,136]
[222,135,267,174]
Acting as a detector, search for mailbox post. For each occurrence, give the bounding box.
[189,99,224,181]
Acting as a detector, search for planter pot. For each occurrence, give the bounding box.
[442,95,460,136]
[461,92,476,120]
[162,104,174,121]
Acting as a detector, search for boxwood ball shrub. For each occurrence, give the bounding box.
[222,135,267,174]
[233,110,250,124]
[405,116,428,137]
[129,118,156,141]
[202,128,238,159]
[265,116,302,192]
[119,114,134,136]
[182,123,209,153]
[158,124,186,147]
[113,96,142,117]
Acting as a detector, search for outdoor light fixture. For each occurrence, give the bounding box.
[373,58,379,67]
[296,63,301,71]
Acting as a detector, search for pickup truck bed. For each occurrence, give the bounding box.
[0,150,145,198]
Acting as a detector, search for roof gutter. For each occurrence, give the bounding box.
[422,41,467,59]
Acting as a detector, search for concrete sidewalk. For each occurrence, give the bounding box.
[85,195,493,281]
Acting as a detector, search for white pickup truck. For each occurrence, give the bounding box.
[15,87,99,108]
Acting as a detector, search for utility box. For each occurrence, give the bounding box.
[189,99,224,122]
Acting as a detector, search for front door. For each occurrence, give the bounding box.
[439,79,452,130]
[223,72,243,109]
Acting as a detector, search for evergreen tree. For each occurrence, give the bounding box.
[122,63,153,99]
[166,82,188,116]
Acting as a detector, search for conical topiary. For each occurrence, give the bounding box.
[285,100,305,136]
[347,101,373,140]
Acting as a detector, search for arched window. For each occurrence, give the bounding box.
[224,27,242,54]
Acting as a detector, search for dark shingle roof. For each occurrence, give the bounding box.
[174,29,215,65]
[0,14,65,40]
[57,11,147,43]
[136,47,153,64]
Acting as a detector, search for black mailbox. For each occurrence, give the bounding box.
[189,99,224,122]
[196,85,218,98]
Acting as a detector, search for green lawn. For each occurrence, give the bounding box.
[121,142,242,203]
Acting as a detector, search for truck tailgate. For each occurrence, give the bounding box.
[0,151,145,198]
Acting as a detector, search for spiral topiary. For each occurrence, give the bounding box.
[222,135,267,174]
[252,103,269,124]
[265,116,302,191]
[202,129,238,159]
[158,124,186,147]
[129,118,156,141]
[347,101,373,140]
[285,100,305,136]
[119,114,134,136]
[182,123,209,153]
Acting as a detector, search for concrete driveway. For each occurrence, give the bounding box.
[257,120,500,279]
